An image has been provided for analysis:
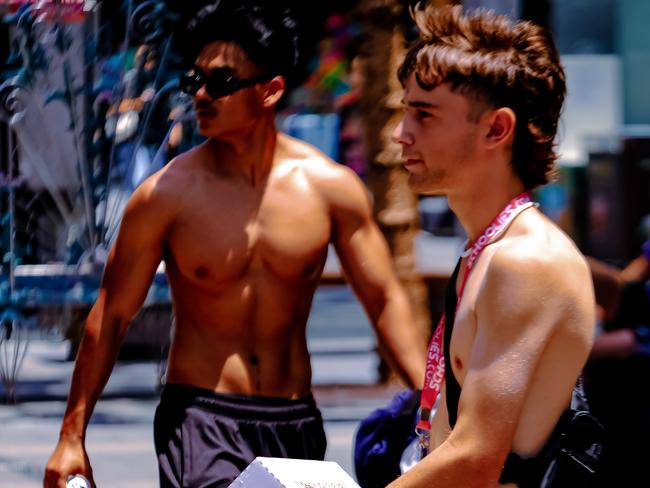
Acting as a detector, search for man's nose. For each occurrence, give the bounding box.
[194,83,210,100]
[391,119,413,146]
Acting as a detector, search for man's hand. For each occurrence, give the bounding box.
[44,436,94,488]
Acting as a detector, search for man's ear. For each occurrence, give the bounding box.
[484,107,516,149]
[262,76,286,108]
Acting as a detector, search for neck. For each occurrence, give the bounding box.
[205,114,278,187]
[447,170,526,243]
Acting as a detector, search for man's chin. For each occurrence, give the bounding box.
[407,171,448,196]
[407,174,437,195]
[197,124,224,139]
[196,122,211,134]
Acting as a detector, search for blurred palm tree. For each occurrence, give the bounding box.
[354,0,459,381]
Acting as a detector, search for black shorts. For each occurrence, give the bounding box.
[153,383,327,488]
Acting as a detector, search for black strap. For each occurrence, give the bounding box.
[571,375,590,412]
[444,259,462,428]
[499,407,577,487]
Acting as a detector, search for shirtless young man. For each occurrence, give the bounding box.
[388,5,595,487]
[44,3,425,487]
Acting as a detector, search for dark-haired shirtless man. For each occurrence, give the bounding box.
[44,3,426,487]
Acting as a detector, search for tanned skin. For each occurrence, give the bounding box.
[44,41,426,488]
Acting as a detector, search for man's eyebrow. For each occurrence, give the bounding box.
[214,66,237,74]
[194,64,237,75]
[401,99,438,109]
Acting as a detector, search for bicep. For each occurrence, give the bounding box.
[334,220,397,290]
[452,259,569,455]
[100,185,171,320]
[330,177,399,313]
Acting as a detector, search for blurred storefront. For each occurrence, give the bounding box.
[542,0,649,263]
[461,1,650,264]
[0,0,647,352]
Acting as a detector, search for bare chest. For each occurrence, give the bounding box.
[447,300,476,386]
[165,179,332,286]
[446,265,486,386]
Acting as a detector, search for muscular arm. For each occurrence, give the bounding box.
[62,180,170,436]
[45,174,173,486]
[389,250,594,487]
[325,166,426,388]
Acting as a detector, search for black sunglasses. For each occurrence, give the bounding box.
[179,67,272,99]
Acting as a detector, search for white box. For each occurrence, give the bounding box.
[229,457,361,488]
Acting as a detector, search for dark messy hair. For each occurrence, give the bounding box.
[398,4,566,189]
[187,0,312,86]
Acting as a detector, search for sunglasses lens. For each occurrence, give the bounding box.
[180,68,265,98]
[205,74,237,99]
[179,72,202,96]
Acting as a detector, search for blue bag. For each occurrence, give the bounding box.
[353,389,421,488]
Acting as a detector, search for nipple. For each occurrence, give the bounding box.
[194,266,209,279]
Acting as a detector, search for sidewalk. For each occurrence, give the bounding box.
[0,340,404,487]
[0,338,396,403]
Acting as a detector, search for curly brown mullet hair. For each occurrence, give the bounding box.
[398,4,566,190]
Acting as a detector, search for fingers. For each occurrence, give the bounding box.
[79,471,95,488]
[44,472,94,488]
[42,467,67,488]
[43,441,92,488]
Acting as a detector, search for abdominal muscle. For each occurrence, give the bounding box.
[162,270,317,399]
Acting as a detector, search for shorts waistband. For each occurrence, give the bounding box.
[160,383,320,421]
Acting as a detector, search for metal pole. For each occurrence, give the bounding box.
[7,125,15,294]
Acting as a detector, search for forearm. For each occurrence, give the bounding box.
[373,284,427,388]
[620,254,650,283]
[60,306,128,440]
[388,438,503,488]
[590,328,638,361]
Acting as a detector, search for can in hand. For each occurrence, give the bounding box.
[66,475,91,488]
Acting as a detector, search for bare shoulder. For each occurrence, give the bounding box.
[127,146,201,212]
[492,210,590,286]
[479,209,594,329]
[277,133,370,211]
[109,154,195,252]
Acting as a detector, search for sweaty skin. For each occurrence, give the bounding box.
[44,41,426,488]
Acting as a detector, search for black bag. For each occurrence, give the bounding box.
[499,379,606,488]
[539,410,605,487]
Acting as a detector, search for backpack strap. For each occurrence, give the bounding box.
[444,259,462,428]
[571,375,590,412]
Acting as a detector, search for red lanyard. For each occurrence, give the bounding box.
[417,193,535,438]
